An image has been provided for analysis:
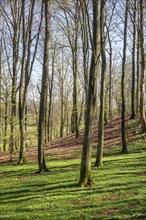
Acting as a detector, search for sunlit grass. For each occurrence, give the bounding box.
[0,141,146,219]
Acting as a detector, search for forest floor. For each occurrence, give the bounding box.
[0,115,146,220]
[0,114,143,164]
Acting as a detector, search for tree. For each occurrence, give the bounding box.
[78,0,101,187]
[2,74,11,151]
[139,0,146,132]
[10,0,21,156]
[79,0,90,115]
[136,4,140,115]
[0,0,21,158]
[37,0,50,173]
[47,44,56,142]
[130,0,137,119]
[57,1,80,138]
[95,0,106,167]
[18,0,43,163]
[121,0,129,154]
[0,40,2,151]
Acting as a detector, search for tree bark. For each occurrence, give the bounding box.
[78,0,101,187]
[18,0,42,163]
[130,0,137,119]
[47,47,55,142]
[136,8,140,115]
[95,0,106,167]
[139,0,146,132]
[121,0,129,154]
[37,0,50,173]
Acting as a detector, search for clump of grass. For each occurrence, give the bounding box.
[0,141,146,220]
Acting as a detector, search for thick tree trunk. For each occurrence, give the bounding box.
[78,0,101,187]
[37,0,50,173]
[95,0,106,167]
[139,0,146,132]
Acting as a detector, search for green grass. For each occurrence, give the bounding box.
[0,141,146,220]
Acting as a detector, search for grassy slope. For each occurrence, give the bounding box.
[0,140,146,220]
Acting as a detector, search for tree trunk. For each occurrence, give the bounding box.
[3,101,8,151]
[121,0,129,154]
[130,0,136,119]
[139,0,146,132]
[18,0,27,163]
[70,1,79,138]
[95,0,106,167]
[136,10,140,115]
[72,49,79,138]
[37,0,50,173]
[10,0,20,160]
[80,0,89,121]
[18,0,41,163]
[0,41,2,152]
[78,0,101,187]
[108,37,113,123]
[47,47,55,142]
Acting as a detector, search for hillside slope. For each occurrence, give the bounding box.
[0,115,142,164]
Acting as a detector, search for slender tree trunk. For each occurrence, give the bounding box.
[95,0,106,167]
[104,86,108,125]
[130,0,137,119]
[71,1,79,138]
[121,0,129,154]
[72,49,79,138]
[18,0,41,163]
[18,0,27,163]
[47,47,55,142]
[80,0,89,121]
[78,0,101,188]
[108,38,113,123]
[139,0,146,132]
[3,101,8,151]
[10,0,20,160]
[136,13,140,115]
[0,41,2,152]
[25,104,27,148]
[37,0,50,173]
[60,74,64,138]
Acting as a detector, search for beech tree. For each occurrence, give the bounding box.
[78,0,101,187]
[57,1,80,138]
[121,0,129,154]
[18,0,43,163]
[136,4,140,115]
[95,0,106,167]
[37,0,50,173]
[0,0,22,159]
[139,0,146,132]
[9,1,21,155]
[130,0,137,119]
[0,40,2,151]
